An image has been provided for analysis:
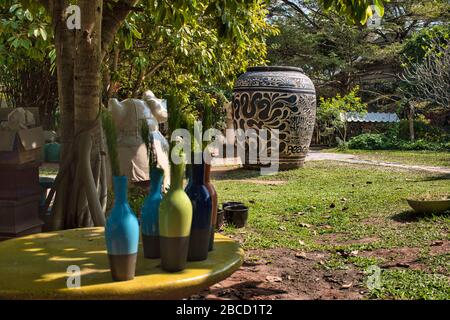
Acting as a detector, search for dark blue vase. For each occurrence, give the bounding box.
[141,167,164,259]
[185,163,193,189]
[185,154,212,261]
[105,176,139,281]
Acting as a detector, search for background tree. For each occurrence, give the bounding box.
[317,86,367,143]
[0,2,57,129]
[399,25,450,140]
[401,28,450,109]
[7,0,409,229]
[268,0,450,107]
[102,1,276,107]
[14,0,275,230]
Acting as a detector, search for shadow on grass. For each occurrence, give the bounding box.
[212,168,263,181]
[391,210,450,223]
[203,280,287,299]
[413,173,450,182]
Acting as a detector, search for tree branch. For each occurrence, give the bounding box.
[101,0,140,57]
[281,0,319,29]
[36,0,51,11]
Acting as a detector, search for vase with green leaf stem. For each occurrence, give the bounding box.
[140,121,164,259]
[202,104,218,251]
[159,95,193,272]
[185,113,213,261]
[102,111,139,281]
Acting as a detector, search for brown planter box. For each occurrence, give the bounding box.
[0,161,41,200]
[0,147,42,165]
[0,194,43,236]
[0,106,44,166]
[0,127,44,165]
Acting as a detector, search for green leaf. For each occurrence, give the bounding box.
[374,0,385,17]
[39,27,47,41]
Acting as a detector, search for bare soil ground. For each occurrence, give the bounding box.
[191,248,364,300]
[189,241,449,300]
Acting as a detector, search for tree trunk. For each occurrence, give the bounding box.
[50,0,106,230]
[73,0,105,226]
[50,0,76,230]
[44,0,137,230]
[408,103,415,142]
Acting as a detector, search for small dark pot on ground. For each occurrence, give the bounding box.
[222,202,244,210]
[224,205,249,228]
[216,209,225,229]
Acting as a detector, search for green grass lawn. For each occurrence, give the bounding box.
[330,149,450,168]
[214,162,450,300]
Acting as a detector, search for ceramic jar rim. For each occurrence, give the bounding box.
[246,66,304,73]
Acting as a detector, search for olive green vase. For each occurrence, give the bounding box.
[159,162,193,272]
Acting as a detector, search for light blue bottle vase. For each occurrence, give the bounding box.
[105,176,139,281]
[141,166,164,259]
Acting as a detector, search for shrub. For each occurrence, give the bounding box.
[398,139,443,151]
[398,118,446,142]
[441,141,450,151]
[348,134,450,151]
[348,134,392,150]
[348,119,450,151]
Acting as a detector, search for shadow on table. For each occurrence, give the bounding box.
[8,230,241,294]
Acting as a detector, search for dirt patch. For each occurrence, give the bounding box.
[360,240,450,272]
[190,249,365,300]
[190,241,449,300]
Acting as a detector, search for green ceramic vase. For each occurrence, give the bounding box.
[159,161,193,272]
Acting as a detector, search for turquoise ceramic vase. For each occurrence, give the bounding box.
[185,154,213,261]
[159,161,193,272]
[141,166,164,259]
[105,176,139,281]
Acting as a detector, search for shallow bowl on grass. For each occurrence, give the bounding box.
[407,199,450,214]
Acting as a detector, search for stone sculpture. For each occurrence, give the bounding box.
[108,91,169,184]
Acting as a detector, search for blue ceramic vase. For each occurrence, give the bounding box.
[185,154,212,261]
[105,176,139,281]
[141,166,164,259]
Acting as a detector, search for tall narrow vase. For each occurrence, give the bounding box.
[159,162,193,272]
[105,176,139,281]
[141,167,164,259]
[185,154,212,261]
[186,163,193,190]
[205,163,218,251]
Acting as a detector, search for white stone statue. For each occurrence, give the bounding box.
[108,91,169,185]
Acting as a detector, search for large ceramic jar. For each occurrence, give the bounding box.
[232,66,316,170]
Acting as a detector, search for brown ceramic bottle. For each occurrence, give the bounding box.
[205,163,218,251]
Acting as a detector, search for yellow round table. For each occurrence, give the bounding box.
[0,228,243,299]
